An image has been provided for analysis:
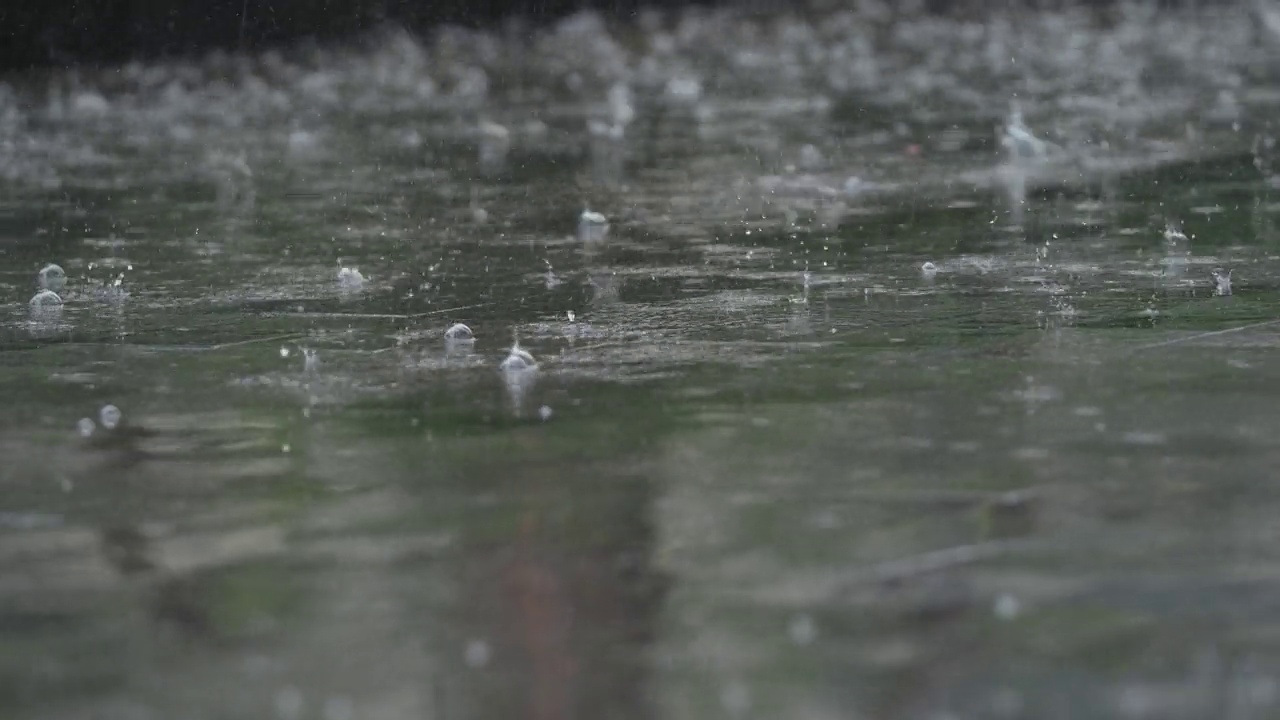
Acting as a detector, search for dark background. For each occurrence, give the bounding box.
[0,0,1203,73]
[1,0,694,72]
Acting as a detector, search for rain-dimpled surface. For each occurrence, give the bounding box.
[4,2,1280,719]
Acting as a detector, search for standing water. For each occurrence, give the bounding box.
[4,2,1280,719]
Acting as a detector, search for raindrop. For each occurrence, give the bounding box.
[567,310,576,323]
[444,323,475,342]
[665,75,702,105]
[279,346,291,358]
[464,639,491,668]
[274,686,305,720]
[38,263,66,292]
[1212,267,1232,296]
[478,120,511,169]
[994,593,1021,620]
[321,696,355,720]
[720,680,751,716]
[788,614,817,646]
[577,209,610,243]
[1000,101,1048,163]
[538,405,553,422]
[337,266,364,291]
[77,417,96,438]
[99,405,121,430]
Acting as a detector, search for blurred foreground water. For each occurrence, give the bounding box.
[6,2,1280,718]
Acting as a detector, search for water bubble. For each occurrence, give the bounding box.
[444,323,475,342]
[279,346,291,358]
[38,263,66,292]
[99,405,121,430]
[464,639,491,668]
[77,417,96,438]
[29,289,63,308]
[921,261,938,279]
[538,405,553,422]
[567,310,576,323]
[500,346,536,372]
[303,348,320,373]
[577,209,610,243]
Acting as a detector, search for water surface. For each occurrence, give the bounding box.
[4,3,1280,719]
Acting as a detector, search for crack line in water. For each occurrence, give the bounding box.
[271,302,494,320]
[1130,318,1280,351]
[128,333,309,352]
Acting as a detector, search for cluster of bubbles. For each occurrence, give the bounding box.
[23,260,136,325]
[77,404,122,438]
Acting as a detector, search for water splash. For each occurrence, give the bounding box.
[577,209,610,243]
[1212,267,1233,296]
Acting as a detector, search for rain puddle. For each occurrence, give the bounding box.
[4,2,1280,719]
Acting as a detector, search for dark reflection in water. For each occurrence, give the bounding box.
[448,439,665,720]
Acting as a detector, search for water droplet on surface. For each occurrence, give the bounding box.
[464,639,491,668]
[444,323,475,342]
[99,405,121,430]
[77,418,96,438]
